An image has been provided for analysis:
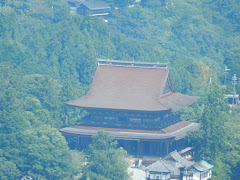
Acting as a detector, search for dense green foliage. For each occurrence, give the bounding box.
[81,131,129,180]
[0,0,239,179]
[182,88,230,179]
[183,91,240,180]
[0,69,79,179]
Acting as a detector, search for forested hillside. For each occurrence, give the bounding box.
[0,0,240,179]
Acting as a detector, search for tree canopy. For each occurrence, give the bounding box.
[81,131,129,180]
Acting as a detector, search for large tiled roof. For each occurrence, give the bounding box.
[60,120,200,140]
[65,60,199,112]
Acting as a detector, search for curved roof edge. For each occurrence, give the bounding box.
[60,121,200,140]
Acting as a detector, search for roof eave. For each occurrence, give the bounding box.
[64,102,171,113]
[59,121,200,140]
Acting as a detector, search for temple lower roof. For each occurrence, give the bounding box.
[60,121,200,140]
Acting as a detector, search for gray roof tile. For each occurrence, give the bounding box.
[192,160,214,172]
[81,1,110,10]
[164,151,194,168]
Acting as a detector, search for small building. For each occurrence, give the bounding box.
[145,159,172,180]
[145,151,213,180]
[182,160,214,180]
[224,94,239,105]
[77,0,111,16]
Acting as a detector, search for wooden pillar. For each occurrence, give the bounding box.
[179,139,182,151]
[151,141,157,156]
[76,136,79,150]
[137,139,140,157]
[139,141,143,155]
[79,136,82,150]
[156,141,160,156]
[167,141,169,155]
[65,114,68,125]
[159,141,162,156]
[178,139,181,151]
[149,142,153,155]
[165,141,169,156]
[159,142,163,156]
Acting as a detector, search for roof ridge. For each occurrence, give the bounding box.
[97,59,169,69]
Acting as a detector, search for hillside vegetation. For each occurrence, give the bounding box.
[0,0,240,179]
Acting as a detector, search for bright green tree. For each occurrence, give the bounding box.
[24,125,75,179]
[0,69,77,180]
[0,157,20,180]
[224,48,240,76]
[81,131,129,180]
[187,88,231,179]
[225,106,240,180]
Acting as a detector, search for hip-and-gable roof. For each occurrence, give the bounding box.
[65,60,199,112]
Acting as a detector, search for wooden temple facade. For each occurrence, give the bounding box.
[60,59,200,157]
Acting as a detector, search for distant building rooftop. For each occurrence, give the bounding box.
[80,0,110,10]
[67,0,84,7]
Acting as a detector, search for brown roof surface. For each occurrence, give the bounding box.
[60,120,200,140]
[65,61,199,111]
[162,121,192,133]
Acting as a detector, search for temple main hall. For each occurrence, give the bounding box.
[60,59,200,157]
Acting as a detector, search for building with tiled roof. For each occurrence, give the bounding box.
[145,151,213,180]
[164,151,194,168]
[60,59,200,156]
[76,0,111,16]
[145,159,172,180]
